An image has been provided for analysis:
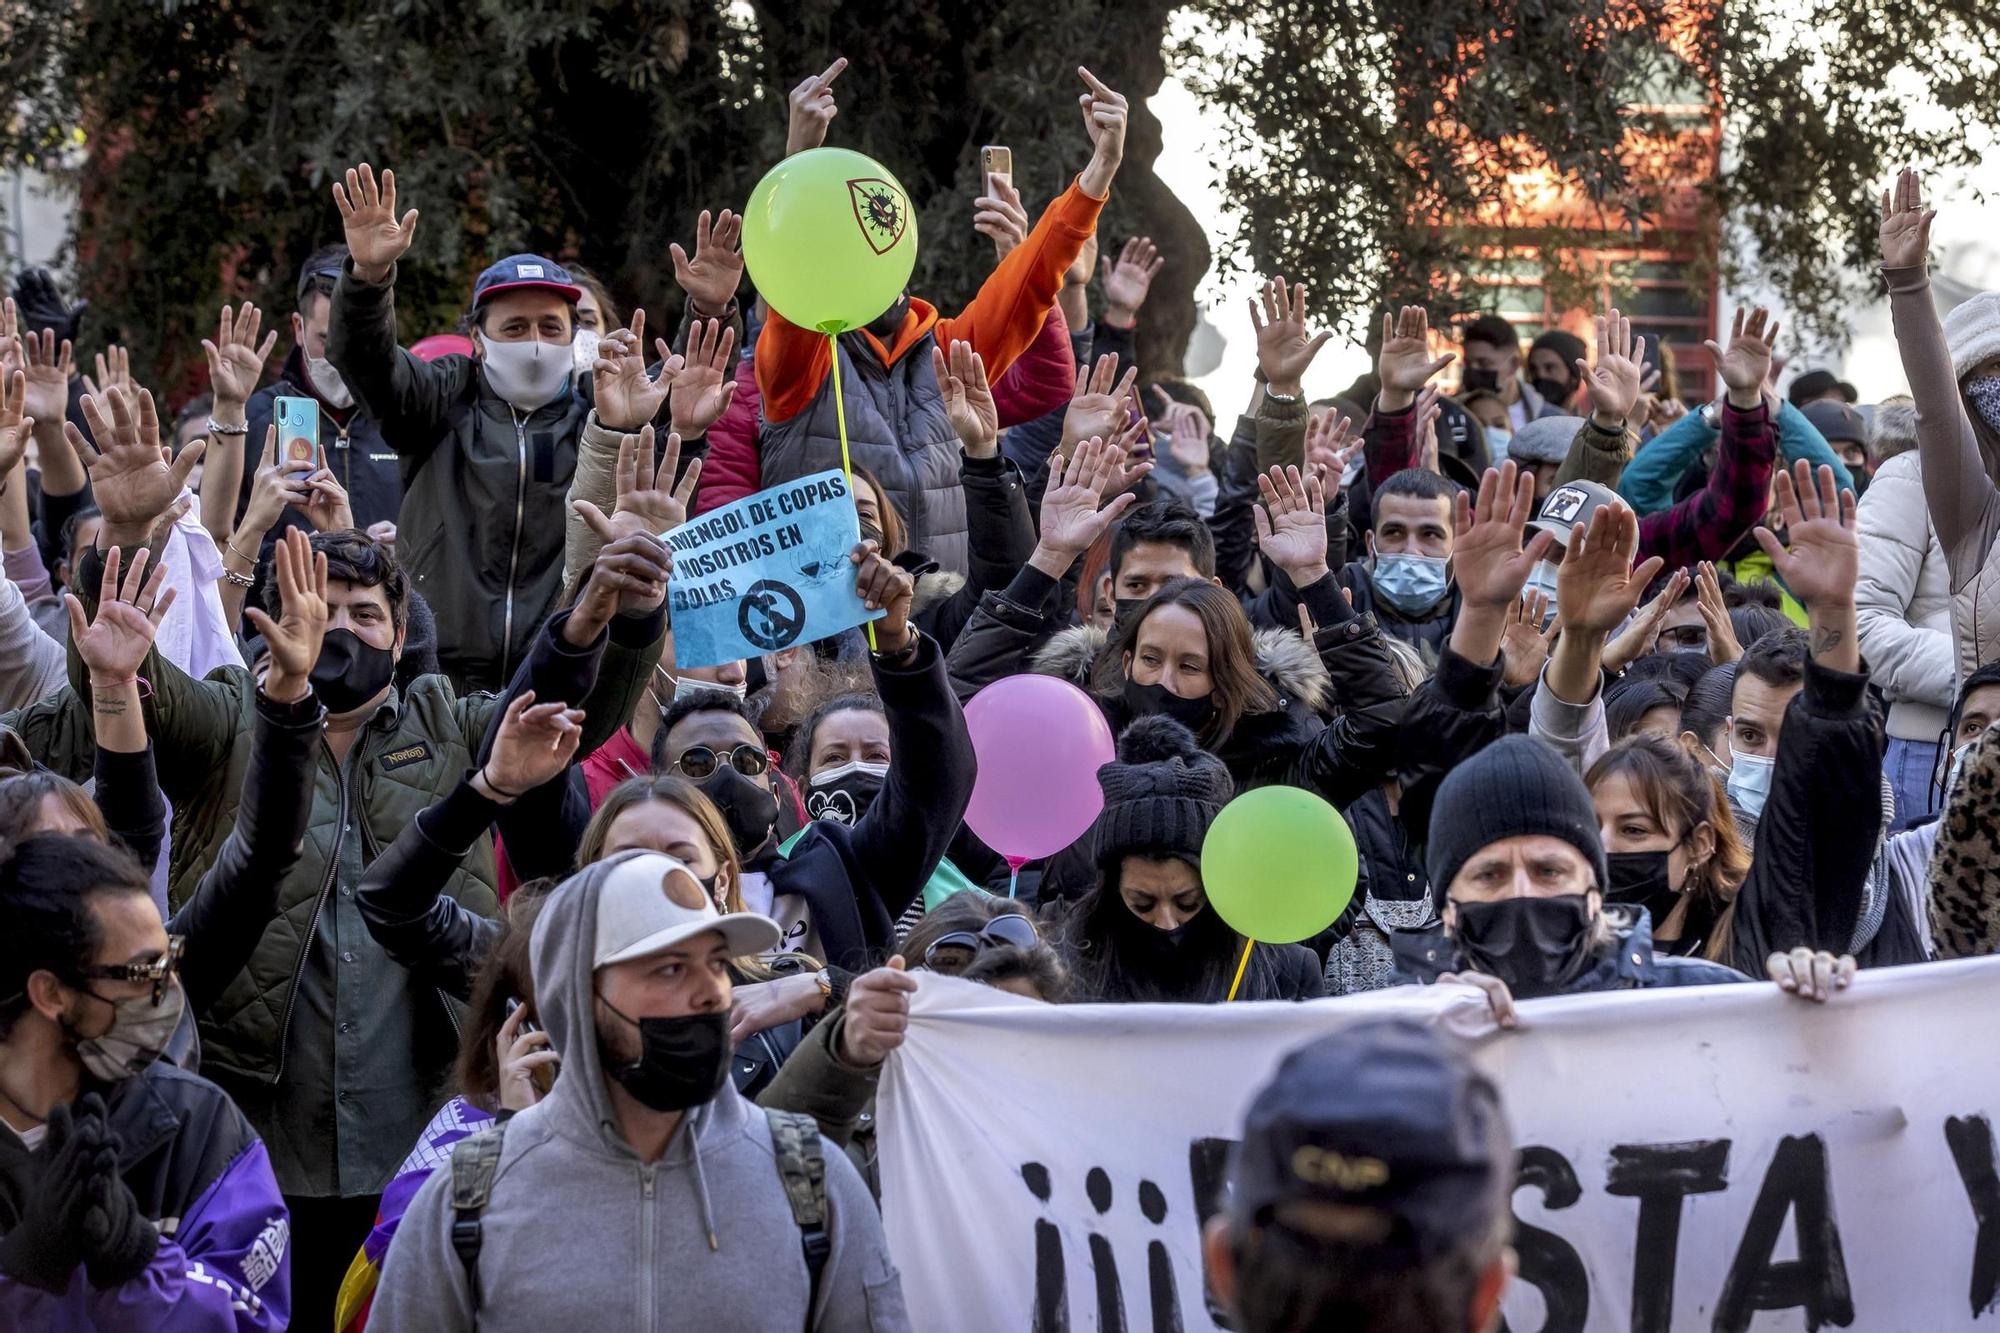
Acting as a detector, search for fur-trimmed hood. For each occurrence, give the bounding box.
[1028,622,1332,716]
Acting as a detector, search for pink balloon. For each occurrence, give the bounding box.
[963,675,1116,867]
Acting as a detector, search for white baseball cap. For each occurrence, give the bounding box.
[591,852,782,968]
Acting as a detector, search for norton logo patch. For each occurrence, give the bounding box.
[847,179,908,256]
[380,743,432,772]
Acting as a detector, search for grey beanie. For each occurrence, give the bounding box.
[1426,735,1607,909]
[1506,415,1582,464]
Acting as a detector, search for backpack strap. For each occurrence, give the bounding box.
[449,1122,509,1316]
[764,1108,831,1323]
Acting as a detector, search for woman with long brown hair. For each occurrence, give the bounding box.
[1586,733,1752,960]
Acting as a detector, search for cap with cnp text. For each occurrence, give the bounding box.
[1230,1018,1508,1263]
[472,254,584,308]
[591,850,781,969]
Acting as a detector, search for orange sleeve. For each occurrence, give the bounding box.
[755,308,836,423]
[934,178,1105,383]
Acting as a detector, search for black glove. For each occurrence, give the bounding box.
[80,1166,159,1289]
[11,267,86,345]
[0,1098,105,1293]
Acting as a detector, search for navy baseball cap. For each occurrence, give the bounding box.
[1801,398,1868,448]
[1231,1019,1508,1262]
[471,254,583,307]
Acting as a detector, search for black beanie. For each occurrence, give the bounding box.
[1093,716,1234,868]
[1529,329,1588,377]
[1426,735,1607,909]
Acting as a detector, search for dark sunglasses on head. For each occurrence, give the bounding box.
[923,913,1039,974]
[674,744,770,780]
[76,935,185,1005]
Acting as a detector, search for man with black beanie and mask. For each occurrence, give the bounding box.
[13,382,677,1324]
[368,850,909,1330]
[1390,733,1859,1025]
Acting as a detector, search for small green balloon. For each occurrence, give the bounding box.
[1200,786,1358,944]
[741,147,919,334]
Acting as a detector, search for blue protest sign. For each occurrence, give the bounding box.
[664,468,883,668]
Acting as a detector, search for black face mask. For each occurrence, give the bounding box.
[1847,470,1869,501]
[1450,895,1596,999]
[859,522,886,551]
[1122,677,1216,735]
[805,760,887,827]
[598,1003,731,1113]
[698,768,780,859]
[1112,598,1148,635]
[866,293,912,341]
[1531,375,1572,406]
[310,627,396,714]
[1460,366,1502,393]
[1604,851,1680,933]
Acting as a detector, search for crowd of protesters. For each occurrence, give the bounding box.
[0,43,1996,1330]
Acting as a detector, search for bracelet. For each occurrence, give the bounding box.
[206,418,249,437]
[225,539,259,566]
[222,570,255,588]
[91,676,153,699]
[1263,387,1303,405]
[479,766,529,800]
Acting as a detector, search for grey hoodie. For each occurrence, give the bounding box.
[369,855,911,1332]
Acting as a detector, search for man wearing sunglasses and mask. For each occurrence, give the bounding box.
[651,539,976,995]
[369,850,908,1330]
[0,836,292,1329]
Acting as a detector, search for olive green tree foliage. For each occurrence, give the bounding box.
[0,0,1200,394]
[1188,0,2000,343]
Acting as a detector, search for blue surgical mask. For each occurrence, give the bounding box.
[1725,751,1776,821]
[1524,558,1561,609]
[1486,428,1513,462]
[1370,552,1450,616]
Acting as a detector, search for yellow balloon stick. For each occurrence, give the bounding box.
[827,330,878,653]
[1225,937,1254,1002]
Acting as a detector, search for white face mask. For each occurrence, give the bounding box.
[668,672,748,704]
[1725,751,1776,821]
[70,977,185,1082]
[1945,740,1977,803]
[306,355,355,410]
[1524,558,1561,607]
[478,334,572,411]
[572,328,603,374]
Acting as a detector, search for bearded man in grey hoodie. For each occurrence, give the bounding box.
[370,850,911,1330]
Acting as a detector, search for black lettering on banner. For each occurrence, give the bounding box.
[1946,1115,2000,1317]
[748,500,776,524]
[1503,1146,1588,1333]
[1605,1139,1731,1333]
[1086,1167,1129,1333]
[1712,1134,1853,1333]
[1187,1138,1239,1330]
[1138,1179,1185,1333]
[776,523,805,551]
[1022,1162,1069,1333]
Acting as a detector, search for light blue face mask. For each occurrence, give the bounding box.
[1486,428,1513,463]
[1370,552,1451,616]
[1725,751,1776,821]
[1523,559,1561,618]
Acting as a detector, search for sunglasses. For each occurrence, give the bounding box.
[1657,625,1709,648]
[76,935,185,1005]
[923,914,1039,974]
[674,744,770,780]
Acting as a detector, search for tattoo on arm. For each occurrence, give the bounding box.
[1810,626,1844,658]
[91,692,129,716]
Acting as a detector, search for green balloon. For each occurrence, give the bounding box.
[1200,786,1358,943]
[741,147,919,334]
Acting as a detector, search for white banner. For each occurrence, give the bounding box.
[877,957,2000,1332]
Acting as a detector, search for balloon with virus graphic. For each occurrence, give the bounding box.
[742,147,919,334]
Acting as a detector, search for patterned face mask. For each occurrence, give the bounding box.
[1967,376,2000,434]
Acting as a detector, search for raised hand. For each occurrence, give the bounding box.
[65,545,176,685]
[1694,562,1742,665]
[0,369,28,478]
[1555,501,1664,636]
[1304,408,1362,487]
[592,310,680,432]
[1252,464,1331,586]
[1076,67,1128,198]
[1582,307,1646,428]
[973,176,1030,262]
[1499,588,1556,688]
[1101,237,1164,325]
[1602,567,1687,673]
[200,302,278,407]
[933,339,998,458]
[667,317,738,437]
[852,540,917,654]
[1377,305,1456,409]
[1704,306,1780,409]
[1032,435,1144,569]
[19,324,73,427]
[1879,168,1935,272]
[1165,402,1212,472]
[81,345,130,400]
[67,385,205,544]
[240,427,316,539]
[1059,352,1139,458]
[572,425,701,541]
[1450,461,1554,610]
[1250,276,1333,396]
[670,209,745,317]
[786,58,847,157]
[332,163,420,283]
[241,527,330,703]
[479,689,586,800]
[294,466,354,533]
[1754,459,1860,630]
[573,532,673,634]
